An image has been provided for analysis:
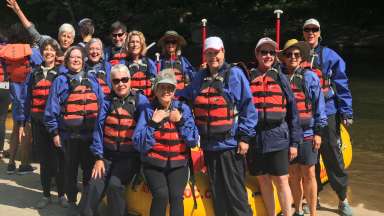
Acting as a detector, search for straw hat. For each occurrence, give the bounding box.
[278,39,310,61]
[158,30,187,47]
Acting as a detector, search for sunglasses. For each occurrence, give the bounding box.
[165,40,177,44]
[303,27,320,33]
[112,32,125,38]
[112,77,130,85]
[285,52,301,58]
[259,50,276,56]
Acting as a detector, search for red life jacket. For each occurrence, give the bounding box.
[109,52,127,66]
[249,68,287,125]
[127,58,154,98]
[0,44,32,83]
[30,67,58,120]
[86,64,111,96]
[301,47,332,99]
[145,103,188,168]
[289,69,313,129]
[193,67,236,137]
[0,62,5,82]
[103,92,138,152]
[61,72,99,131]
[162,59,190,90]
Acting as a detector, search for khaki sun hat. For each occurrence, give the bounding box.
[278,39,310,61]
[158,30,187,47]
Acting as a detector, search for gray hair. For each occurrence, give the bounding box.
[58,23,76,38]
[110,64,130,80]
[86,38,104,59]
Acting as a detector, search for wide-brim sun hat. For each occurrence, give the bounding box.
[278,39,310,62]
[158,30,187,47]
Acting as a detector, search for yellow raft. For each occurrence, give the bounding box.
[125,124,352,216]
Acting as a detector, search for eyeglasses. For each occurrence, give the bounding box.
[112,77,130,85]
[303,27,320,33]
[285,52,301,58]
[259,50,276,56]
[165,40,177,44]
[112,32,125,38]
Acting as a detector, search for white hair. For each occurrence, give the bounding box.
[86,38,104,59]
[111,64,130,80]
[58,23,76,38]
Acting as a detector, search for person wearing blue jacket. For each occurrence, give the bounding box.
[80,64,149,216]
[1,23,43,175]
[280,39,328,216]
[44,46,104,215]
[104,21,127,65]
[303,18,353,216]
[180,36,256,216]
[157,30,196,94]
[133,69,199,216]
[85,38,112,96]
[246,37,302,216]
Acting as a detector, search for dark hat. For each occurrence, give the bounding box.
[158,30,187,47]
[278,39,310,62]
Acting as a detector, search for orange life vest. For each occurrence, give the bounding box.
[61,72,99,130]
[0,62,5,82]
[109,52,127,66]
[146,104,188,168]
[249,68,287,125]
[289,69,313,129]
[0,44,32,83]
[87,65,111,96]
[30,67,58,120]
[127,58,154,98]
[103,92,138,152]
[193,68,236,137]
[162,59,190,90]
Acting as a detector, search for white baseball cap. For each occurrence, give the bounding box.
[255,37,277,51]
[204,36,224,52]
[303,18,321,29]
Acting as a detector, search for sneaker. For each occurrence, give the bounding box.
[17,164,35,175]
[67,202,80,216]
[303,199,321,214]
[6,163,16,174]
[58,196,69,208]
[339,200,353,216]
[293,212,304,216]
[36,196,51,209]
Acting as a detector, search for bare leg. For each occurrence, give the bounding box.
[257,175,275,216]
[289,164,303,213]
[272,175,293,216]
[301,165,317,216]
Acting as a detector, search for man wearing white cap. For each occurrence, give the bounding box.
[180,36,257,216]
[303,18,353,216]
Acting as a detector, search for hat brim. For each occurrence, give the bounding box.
[158,34,186,47]
[278,41,310,62]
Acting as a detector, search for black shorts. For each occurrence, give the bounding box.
[291,138,318,165]
[247,148,289,176]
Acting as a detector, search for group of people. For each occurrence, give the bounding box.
[0,0,354,216]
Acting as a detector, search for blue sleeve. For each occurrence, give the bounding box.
[178,102,199,148]
[90,99,110,156]
[105,62,112,89]
[326,49,353,118]
[177,70,203,100]
[181,56,197,80]
[280,74,303,147]
[30,48,43,66]
[10,81,28,124]
[132,106,156,153]
[23,71,34,123]
[90,76,105,108]
[44,77,66,135]
[228,67,257,143]
[146,58,157,78]
[305,70,327,130]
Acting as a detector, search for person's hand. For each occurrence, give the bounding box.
[152,109,169,123]
[169,109,182,123]
[18,126,25,143]
[6,0,21,12]
[91,160,105,179]
[313,135,322,150]
[289,147,298,161]
[237,141,249,156]
[199,62,207,70]
[53,135,61,148]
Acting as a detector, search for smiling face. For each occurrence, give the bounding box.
[111,29,127,48]
[42,44,57,65]
[165,38,178,55]
[88,41,102,63]
[204,48,225,72]
[255,44,276,71]
[282,47,302,72]
[128,35,142,57]
[58,31,74,50]
[111,69,131,98]
[67,49,83,72]
[303,24,321,48]
[155,83,176,105]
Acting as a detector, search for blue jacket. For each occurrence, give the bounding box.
[180,63,257,151]
[90,91,150,158]
[7,47,43,124]
[119,56,157,78]
[251,67,303,153]
[85,61,112,91]
[283,67,328,138]
[44,71,104,140]
[133,99,199,154]
[314,45,353,118]
[104,46,124,63]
